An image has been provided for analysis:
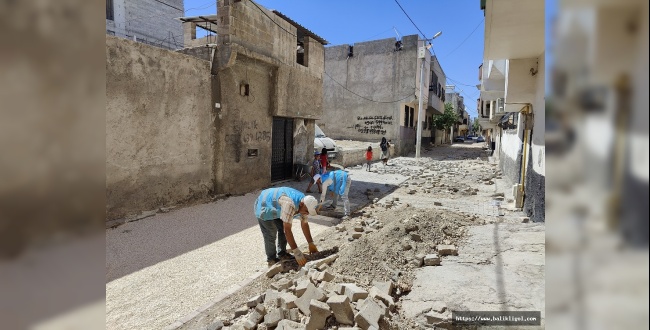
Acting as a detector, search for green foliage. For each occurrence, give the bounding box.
[432,103,458,131]
[472,117,481,133]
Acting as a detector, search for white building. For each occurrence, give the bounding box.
[477,0,545,222]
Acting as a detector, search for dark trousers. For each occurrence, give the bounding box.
[257,218,288,262]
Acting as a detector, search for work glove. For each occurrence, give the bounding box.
[308,242,318,254]
[292,248,307,266]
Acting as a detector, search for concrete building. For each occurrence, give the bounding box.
[320,35,447,156]
[477,0,545,222]
[106,0,184,50]
[445,87,469,137]
[106,0,327,220]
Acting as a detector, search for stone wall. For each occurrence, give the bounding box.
[106,36,213,220]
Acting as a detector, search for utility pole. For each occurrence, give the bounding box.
[415,32,442,159]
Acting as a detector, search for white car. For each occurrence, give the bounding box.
[314,124,338,159]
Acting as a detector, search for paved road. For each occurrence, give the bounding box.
[106,165,409,330]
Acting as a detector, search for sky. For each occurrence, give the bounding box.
[183,0,486,118]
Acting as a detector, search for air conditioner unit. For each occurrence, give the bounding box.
[495,98,505,114]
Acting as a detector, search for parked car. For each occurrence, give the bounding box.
[314,124,338,159]
[477,136,485,142]
[454,136,465,142]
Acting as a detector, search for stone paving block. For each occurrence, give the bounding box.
[317,263,329,271]
[257,324,268,330]
[424,253,441,266]
[326,294,355,325]
[276,319,307,329]
[272,278,292,291]
[436,245,458,256]
[205,320,224,330]
[354,298,384,329]
[295,283,326,316]
[334,283,345,295]
[265,289,280,308]
[263,307,285,327]
[369,287,394,308]
[247,294,264,308]
[242,319,257,330]
[255,304,266,316]
[343,284,369,302]
[316,270,335,282]
[371,281,393,296]
[306,299,331,330]
[279,292,298,309]
[248,308,264,324]
[267,263,284,278]
[233,306,249,318]
[295,279,310,298]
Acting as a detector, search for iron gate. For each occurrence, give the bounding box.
[271,117,294,182]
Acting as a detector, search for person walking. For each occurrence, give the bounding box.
[253,187,319,267]
[305,151,323,193]
[314,170,352,220]
[365,146,373,171]
[380,137,389,166]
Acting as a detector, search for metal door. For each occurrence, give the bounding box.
[271,117,294,182]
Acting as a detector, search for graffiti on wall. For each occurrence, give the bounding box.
[225,119,271,144]
[354,115,393,135]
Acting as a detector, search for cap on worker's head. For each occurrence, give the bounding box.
[303,195,318,216]
[314,150,321,155]
[312,174,321,184]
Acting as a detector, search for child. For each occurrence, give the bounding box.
[320,147,329,174]
[365,146,373,171]
[306,151,323,193]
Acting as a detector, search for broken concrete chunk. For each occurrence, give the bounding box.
[343,283,369,302]
[424,254,441,266]
[255,304,266,316]
[295,279,310,298]
[266,263,284,278]
[434,201,443,206]
[276,319,306,330]
[272,278,292,291]
[265,290,280,308]
[242,319,257,330]
[205,320,224,330]
[436,245,458,256]
[247,294,264,308]
[401,243,412,251]
[287,308,301,322]
[410,233,422,242]
[279,292,298,309]
[316,270,335,283]
[404,224,419,233]
[334,283,346,295]
[248,307,265,324]
[369,286,394,307]
[354,226,364,232]
[354,298,384,329]
[307,300,331,330]
[295,283,326,316]
[263,308,285,327]
[317,263,329,271]
[352,233,362,239]
[371,281,393,296]
[233,306,249,318]
[326,295,355,325]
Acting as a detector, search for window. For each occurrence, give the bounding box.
[409,107,414,127]
[106,0,114,20]
[404,105,410,126]
[430,72,438,92]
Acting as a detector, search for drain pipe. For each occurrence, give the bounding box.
[506,102,534,208]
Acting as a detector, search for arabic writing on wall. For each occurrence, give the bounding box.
[354,115,393,135]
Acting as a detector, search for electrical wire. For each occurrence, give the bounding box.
[249,1,297,37]
[393,0,428,40]
[324,71,415,104]
[443,18,484,58]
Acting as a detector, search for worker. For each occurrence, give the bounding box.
[253,187,319,267]
[315,170,352,220]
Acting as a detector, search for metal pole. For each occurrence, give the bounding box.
[415,49,426,159]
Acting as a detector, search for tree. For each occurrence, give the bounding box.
[432,103,458,131]
[472,117,481,134]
